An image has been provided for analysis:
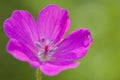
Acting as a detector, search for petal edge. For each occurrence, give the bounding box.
[7,39,40,68]
[51,28,92,65]
[40,62,80,76]
[37,4,70,43]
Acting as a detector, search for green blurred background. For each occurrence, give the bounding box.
[0,0,120,80]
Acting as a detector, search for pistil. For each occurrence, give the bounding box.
[36,39,57,62]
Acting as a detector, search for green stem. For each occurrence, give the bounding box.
[36,68,41,80]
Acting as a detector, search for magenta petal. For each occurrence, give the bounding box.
[3,10,38,48]
[52,28,92,64]
[40,62,80,76]
[7,39,40,68]
[37,4,70,43]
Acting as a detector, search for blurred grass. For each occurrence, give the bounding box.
[0,0,120,80]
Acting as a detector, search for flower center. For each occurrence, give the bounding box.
[36,38,57,62]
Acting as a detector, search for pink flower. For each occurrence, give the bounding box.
[3,4,92,76]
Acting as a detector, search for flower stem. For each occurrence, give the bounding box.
[36,68,41,80]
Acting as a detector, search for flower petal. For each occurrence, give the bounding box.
[7,39,40,68]
[40,62,80,76]
[3,10,38,49]
[37,4,70,43]
[52,28,92,65]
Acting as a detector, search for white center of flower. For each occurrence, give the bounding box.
[36,38,57,62]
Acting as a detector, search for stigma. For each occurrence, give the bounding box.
[36,38,57,62]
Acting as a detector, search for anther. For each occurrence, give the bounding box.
[41,38,45,42]
[36,42,41,47]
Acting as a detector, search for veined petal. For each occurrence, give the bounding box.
[40,62,80,76]
[7,39,40,68]
[37,4,70,43]
[52,28,92,65]
[3,10,38,49]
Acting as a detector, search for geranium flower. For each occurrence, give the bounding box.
[3,4,92,76]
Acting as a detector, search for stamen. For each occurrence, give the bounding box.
[41,37,45,42]
[46,40,50,45]
[49,40,54,45]
[38,51,44,56]
[48,46,58,54]
[36,42,42,47]
[36,39,58,62]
